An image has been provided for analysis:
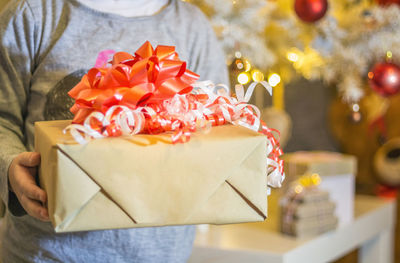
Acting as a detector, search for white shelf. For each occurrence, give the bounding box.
[189,195,396,263]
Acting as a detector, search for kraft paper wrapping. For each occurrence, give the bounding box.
[35,120,269,232]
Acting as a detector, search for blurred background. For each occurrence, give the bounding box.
[182,2,400,260]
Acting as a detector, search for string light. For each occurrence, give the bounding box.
[311,173,321,186]
[386,51,393,59]
[287,52,299,62]
[299,176,311,187]
[298,173,321,187]
[287,47,324,79]
[244,59,252,72]
[352,103,360,112]
[252,70,264,82]
[238,72,250,84]
[235,51,242,58]
[294,185,304,194]
[268,73,281,87]
[235,59,244,70]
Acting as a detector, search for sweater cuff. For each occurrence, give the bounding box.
[0,154,27,217]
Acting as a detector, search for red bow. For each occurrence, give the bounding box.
[68,41,199,124]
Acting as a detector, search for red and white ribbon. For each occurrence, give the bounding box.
[64,42,285,188]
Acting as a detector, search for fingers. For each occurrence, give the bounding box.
[17,152,40,167]
[11,165,45,200]
[19,176,47,204]
[10,152,46,203]
[16,179,49,222]
[20,194,49,222]
[8,152,49,221]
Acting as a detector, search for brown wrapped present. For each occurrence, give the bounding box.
[35,120,269,232]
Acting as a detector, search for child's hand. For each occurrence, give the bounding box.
[8,152,49,221]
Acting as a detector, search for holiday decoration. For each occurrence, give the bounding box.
[376,0,400,7]
[294,0,329,23]
[363,92,390,123]
[188,0,400,106]
[303,6,400,103]
[374,138,400,187]
[67,42,284,181]
[188,0,277,70]
[68,43,277,163]
[282,152,356,227]
[369,62,400,97]
[329,92,400,193]
[281,174,338,238]
[349,103,362,124]
[229,56,250,75]
[228,54,252,87]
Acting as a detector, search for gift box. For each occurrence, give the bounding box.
[35,120,270,232]
[34,41,284,232]
[282,151,357,227]
[280,185,338,238]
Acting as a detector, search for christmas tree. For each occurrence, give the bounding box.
[188,0,400,104]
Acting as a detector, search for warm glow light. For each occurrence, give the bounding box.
[268,73,281,87]
[388,71,398,84]
[294,185,304,194]
[236,60,244,70]
[387,51,393,59]
[298,173,321,188]
[252,70,264,82]
[287,52,299,62]
[238,72,250,85]
[235,51,242,58]
[352,103,360,112]
[299,176,311,187]
[311,173,321,186]
[368,72,374,79]
[244,60,252,72]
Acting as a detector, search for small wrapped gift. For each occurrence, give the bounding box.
[35,41,284,232]
[280,177,338,238]
[282,151,356,227]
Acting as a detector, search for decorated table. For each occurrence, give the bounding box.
[189,195,396,263]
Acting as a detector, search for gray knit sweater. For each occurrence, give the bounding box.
[0,0,228,262]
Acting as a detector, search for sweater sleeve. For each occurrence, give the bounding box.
[0,0,38,215]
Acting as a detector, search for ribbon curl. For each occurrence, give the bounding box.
[66,42,284,188]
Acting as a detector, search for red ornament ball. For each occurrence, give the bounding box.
[294,0,329,23]
[369,62,400,97]
[376,0,400,6]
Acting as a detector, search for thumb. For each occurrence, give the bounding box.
[18,152,41,167]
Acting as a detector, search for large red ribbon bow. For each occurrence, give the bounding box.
[68,41,199,124]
